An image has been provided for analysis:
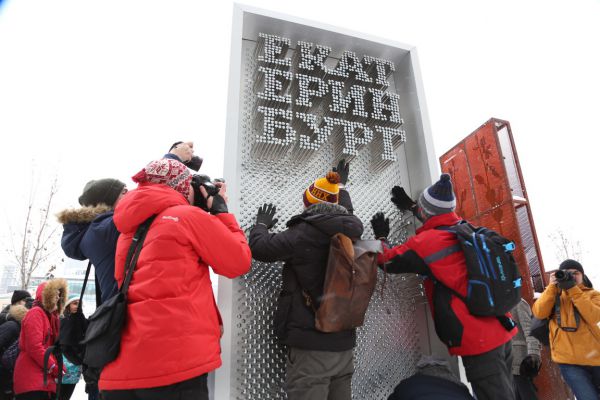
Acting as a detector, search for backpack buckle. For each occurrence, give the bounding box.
[503,242,516,252]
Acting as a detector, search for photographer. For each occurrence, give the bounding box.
[532,259,600,399]
[99,158,251,400]
[164,141,203,171]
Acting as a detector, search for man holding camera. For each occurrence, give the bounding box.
[98,158,252,400]
[370,174,517,400]
[532,259,600,399]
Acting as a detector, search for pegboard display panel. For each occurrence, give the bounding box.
[229,37,427,399]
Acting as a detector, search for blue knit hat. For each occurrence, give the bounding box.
[417,174,456,217]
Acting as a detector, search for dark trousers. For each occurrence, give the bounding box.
[285,347,354,400]
[102,374,208,400]
[462,342,515,400]
[513,375,537,400]
[59,384,76,400]
[15,392,53,400]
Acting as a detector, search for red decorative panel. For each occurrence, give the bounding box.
[440,146,477,220]
[440,118,572,400]
[463,123,512,214]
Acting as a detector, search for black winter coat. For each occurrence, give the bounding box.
[250,201,364,351]
[0,305,9,326]
[0,305,27,352]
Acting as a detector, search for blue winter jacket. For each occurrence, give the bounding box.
[57,205,119,304]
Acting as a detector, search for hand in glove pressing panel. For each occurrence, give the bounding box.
[370,212,390,240]
[256,203,278,229]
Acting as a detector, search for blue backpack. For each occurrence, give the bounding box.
[427,221,522,318]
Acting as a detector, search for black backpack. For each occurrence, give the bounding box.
[81,215,155,369]
[427,221,522,318]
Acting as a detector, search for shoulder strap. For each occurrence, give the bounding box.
[121,215,156,294]
[555,292,581,331]
[76,261,93,313]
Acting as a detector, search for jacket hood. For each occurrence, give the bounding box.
[59,205,115,259]
[113,184,188,234]
[417,211,462,233]
[56,204,113,224]
[35,279,68,314]
[288,202,363,238]
[8,304,28,322]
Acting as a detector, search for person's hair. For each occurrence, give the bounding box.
[169,141,184,151]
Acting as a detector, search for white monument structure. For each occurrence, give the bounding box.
[216,5,448,399]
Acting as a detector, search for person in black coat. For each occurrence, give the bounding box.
[0,290,31,326]
[387,356,474,400]
[249,161,363,400]
[0,304,29,400]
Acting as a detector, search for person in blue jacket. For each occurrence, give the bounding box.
[57,178,127,303]
[56,178,127,400]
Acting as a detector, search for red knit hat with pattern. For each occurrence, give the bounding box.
[132,158,192,198]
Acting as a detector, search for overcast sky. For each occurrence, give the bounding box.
[1,0,598,285]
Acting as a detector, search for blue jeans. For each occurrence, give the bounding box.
[558,364,600,399]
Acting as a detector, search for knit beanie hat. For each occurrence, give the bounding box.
[132,158,192,198]
[78,178,126,207]
[11,290,31,305]
[417,173,456,217]
[559,259,584,274]
[303,171,341,207]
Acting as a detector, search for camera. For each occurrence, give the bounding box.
[184,156,203,172]
[555,270,573,282]
[190,174,223,211]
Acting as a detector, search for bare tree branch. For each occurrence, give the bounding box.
[6,173,61,289]
[549,228,583,263]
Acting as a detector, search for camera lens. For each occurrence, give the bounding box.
[555,270,572,282]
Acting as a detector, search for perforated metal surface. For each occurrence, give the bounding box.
[230,38,426,399]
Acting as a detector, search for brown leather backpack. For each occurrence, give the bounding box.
[304,233,381,333]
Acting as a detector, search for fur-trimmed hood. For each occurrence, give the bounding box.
[35,278,68,314]
[8,304,29,322]
[56,204,113,224]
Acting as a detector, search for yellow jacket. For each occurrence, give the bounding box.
[532,283,600,366]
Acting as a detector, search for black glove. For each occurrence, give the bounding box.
[391,186,417,212]
[209,194,228,215]
[558,278,576,290]
[371,212,390,240]
[519,354,541,378]
[333,159,349,186]
[256,203,278,229]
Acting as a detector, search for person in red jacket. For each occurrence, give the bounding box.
[370,174,517,400]
[13,278,68,400]
[99,158,252,400]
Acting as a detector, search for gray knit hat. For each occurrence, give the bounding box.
[417,174,456,217]
[78,178,126,207]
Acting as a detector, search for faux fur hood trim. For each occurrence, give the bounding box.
[40,278,68,314]
[56,204,113,224]
[303,202,348,216]
[8,304,29,322]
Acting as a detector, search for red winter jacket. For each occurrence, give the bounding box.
[379,212,516,356]
[14,279,67,395]
[99,184,252,390]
